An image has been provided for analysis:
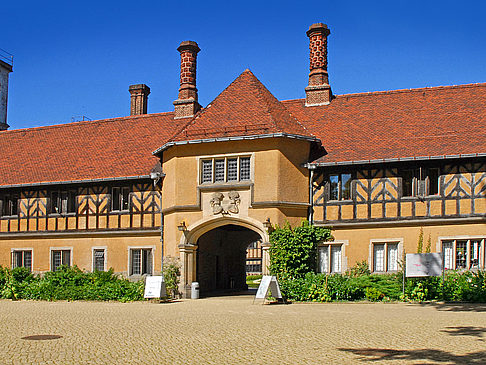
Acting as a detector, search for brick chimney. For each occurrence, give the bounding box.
[305,23,332,106]
[129,84,150,116]
[173,41,201,119]
[0,58,13,131]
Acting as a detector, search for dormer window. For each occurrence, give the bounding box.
[200,156,251,184]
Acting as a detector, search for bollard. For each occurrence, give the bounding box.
[191,282,199,299]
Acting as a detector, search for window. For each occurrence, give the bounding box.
[50,190,77,214]
[112,187,130,211]
[93,249,105,271]
[200,156,251,184]
[318,243,342,273]
[372,242,399,272]
[130,248,153,275]
[0,194,18,216]
[328,173,352,200]
[51,249,71,271]
[442,238,485,270]
[12,250,32,271]
[401,167,441,197]
[427,168,440,196]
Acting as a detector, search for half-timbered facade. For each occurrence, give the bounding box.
[0,23,485,296]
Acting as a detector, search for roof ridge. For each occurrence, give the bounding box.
[281,82,486,104]
[1,111,175,135]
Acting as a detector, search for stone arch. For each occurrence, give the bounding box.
[178,216,270,297]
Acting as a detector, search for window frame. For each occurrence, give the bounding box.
[0,194,19,217]
[317,241,347,274]
[11,248,33,271]
[370,239,402,273]
[199,154,253,185]
[400,167,441,198]
[49,189,77,215]
[440,237,485,271]
[128,246,154,276]
[50,247,73,271]
[111,186,131,212]
[92,247,107,272]
[327,173,353,201]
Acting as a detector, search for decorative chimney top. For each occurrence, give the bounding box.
[0,57,13,131]
[305,23,332,106]
[173,40,201,119]
[129,84,150,116]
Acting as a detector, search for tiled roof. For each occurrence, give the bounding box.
[164,69,314,147]
[283,83,486,165]
[0,112,185,187]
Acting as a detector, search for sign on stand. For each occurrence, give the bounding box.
[144,276,167,299]
[254,275,283,303]
[406,253,442,277]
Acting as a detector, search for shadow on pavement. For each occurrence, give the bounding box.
[338,347,486,363]
[441,326,486,339]
[413,302,486,312]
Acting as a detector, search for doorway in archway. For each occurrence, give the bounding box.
[196,224,261,295]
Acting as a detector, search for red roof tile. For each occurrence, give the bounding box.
[283,83,486,165]
[166,69,313,145]
[0,112,185,187]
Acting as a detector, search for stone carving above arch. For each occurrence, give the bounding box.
[209,191,240,215]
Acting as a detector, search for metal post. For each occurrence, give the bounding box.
[402,255,406,299]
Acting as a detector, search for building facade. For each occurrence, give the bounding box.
[1,23,485,297]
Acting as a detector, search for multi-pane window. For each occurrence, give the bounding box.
[0,194,19,216]
[401,167,441,197]
[328,173,352,200]
[50,190,77,214]
[51,250,71,271]
[443,238,485,270]
[130,248,153,276]
[200,156,251,184]
[318,244,342,273]
[12,250,32,271]
[112,187,130,211]
[372,242,399,272]
[93,249,105,271]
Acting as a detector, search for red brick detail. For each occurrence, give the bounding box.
[174,41,201,118]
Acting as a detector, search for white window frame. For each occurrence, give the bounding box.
[127,245,155,276]
[91,246,107,272]
[328,173,353,201]
[111,186,131,212]
[439,236,485,271]
[198,153,254,185]
[49,247,73,271]
[11,248,34,271]
[369,239,402,273]
[317,241,347,274]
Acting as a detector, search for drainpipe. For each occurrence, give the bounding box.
[150,171,164,274]
[308,165,316,224]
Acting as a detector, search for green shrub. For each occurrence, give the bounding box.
[163,257,181,299]
[365,287,384,301]
[269,220,332,278]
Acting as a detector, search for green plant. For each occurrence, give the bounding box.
[163,256,181,299]
[269,220,332,278]
[365,287,384,301]
[417,227,424,253]
[347,260,370,277]
[425,234,432,253]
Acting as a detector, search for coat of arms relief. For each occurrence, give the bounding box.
[210,191,241,215]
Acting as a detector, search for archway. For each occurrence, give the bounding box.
[196,224,261,294]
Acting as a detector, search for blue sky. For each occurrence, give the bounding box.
[3,0,485,129]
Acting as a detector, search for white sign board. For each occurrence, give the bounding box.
[255,275,282,300]
[144,276,167,299]
[406,253,442,277]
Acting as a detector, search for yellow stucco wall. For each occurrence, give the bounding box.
[330,223,486,270]
[0,232,161,275]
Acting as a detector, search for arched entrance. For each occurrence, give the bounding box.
[196,224,260,293]
[178,217,270,297]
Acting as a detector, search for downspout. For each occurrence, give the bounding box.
[308,165,316,224]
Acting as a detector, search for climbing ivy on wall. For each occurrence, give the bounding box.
[269,220,333,278]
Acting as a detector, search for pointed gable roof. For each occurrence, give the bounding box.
[154,69,317,154]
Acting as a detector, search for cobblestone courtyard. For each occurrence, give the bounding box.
[1,295,486,364]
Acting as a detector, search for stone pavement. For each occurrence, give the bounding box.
[1,295,486,364]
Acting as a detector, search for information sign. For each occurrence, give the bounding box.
[406,253,442,277]
[144,276,167,299]
[255,275,283,301]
